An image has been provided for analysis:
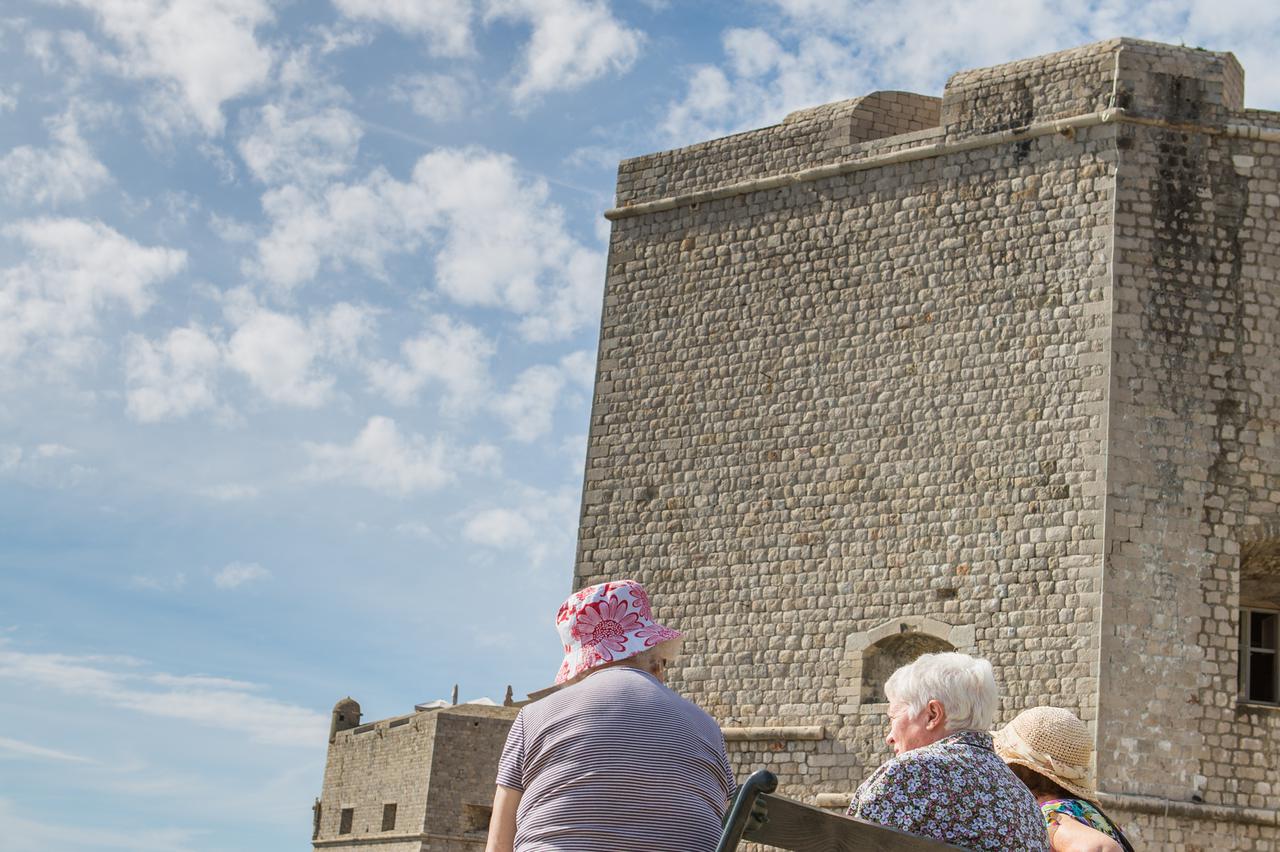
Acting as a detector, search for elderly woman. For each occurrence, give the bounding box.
[848,652,1049,851]
[995,707,1132,852]
[485,579,735,852]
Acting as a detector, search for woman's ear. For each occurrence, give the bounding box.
[925,699,948,730]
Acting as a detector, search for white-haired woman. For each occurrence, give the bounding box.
[847,652,1049,851]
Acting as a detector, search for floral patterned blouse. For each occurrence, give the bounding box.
[848,730,1050,851]
[1041,798,1126,842]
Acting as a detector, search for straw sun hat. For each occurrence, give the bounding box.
[993,706,1097,801]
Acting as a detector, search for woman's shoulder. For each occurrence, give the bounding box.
[1042,798,1126,842]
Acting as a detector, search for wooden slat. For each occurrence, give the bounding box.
[745,793,966,852]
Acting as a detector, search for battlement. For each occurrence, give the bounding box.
[615,38,1250,210]
[940,38,1242,134]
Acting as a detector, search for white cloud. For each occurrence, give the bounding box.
[0,218,186,372]
[237,102,362,187]
[332,0,474,56]
[311,301,377,360]
[367,313,494,411]
[661,28,869,144]
[253,147,604,340]
[0,736,94,764]
[123,298,373,418]
[564,143,626,171]
[485,0,643,101]
[491,350,594,442]
[209,213,256,244]
[492,364,564,443]
[253,179,405,290]
[0,111,110,205]
[196,483,260,501]
[303,415,454,494]
[558,348,596,391]
[0,442,90,488]
[66,0,275,135]
[390,72,475,122]
[224,301,372,408]
[461,485,578,568]
[0,640,326,747]
[463,507,534,548]
[226,309,332,407]
[466,442,503,475]
[130,572,188,592]
[213,561,270,589]
[0,86,16,113]
[560,431,588,478]
[393,520,436,539]
[662,1,1280,146]
[124,326,222,422]
[0,798,198,852]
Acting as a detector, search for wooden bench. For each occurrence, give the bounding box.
[716,769,966,852]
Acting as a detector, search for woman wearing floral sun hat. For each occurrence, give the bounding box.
[484,578,736,852]
[994,706,1134,852]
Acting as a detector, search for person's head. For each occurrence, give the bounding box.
[882,652,998,755]
[620,642,683,681]
[994,706,1097,801]
[553,579,683,686]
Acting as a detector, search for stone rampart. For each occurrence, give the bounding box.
[577,37,1280,850]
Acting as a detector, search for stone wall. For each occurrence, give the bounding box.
[422,708,516,850]
[615,91,940,207]
[581,46,1117,801]
[314,705,517,852]
[316,711,438,851]
[1105,803,1280,851]
[1100,67,1280,808]
[576,37,1280,849]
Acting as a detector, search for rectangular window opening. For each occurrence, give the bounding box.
[1241,608,1280,705]
[381,803,397,832]
[339,807,354,835]
[464,803,493,833]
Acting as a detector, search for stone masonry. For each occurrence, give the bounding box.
[313,699,517,852]
[574,38,1280,850]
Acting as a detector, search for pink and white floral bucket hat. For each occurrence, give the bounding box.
[554,579,682,684]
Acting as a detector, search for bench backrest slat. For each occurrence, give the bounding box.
[747,793,966,852]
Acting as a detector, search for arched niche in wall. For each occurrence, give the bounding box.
[838,616,976,713]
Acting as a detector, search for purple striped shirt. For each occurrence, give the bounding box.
[495,666,735,851]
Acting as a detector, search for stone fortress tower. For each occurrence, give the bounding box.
[573,38,1280,850]
[313,696,517,850]
[313,38,1280,851]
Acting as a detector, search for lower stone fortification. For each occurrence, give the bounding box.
[1106,802,1280,851]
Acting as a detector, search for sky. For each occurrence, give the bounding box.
[1,1,1278,850]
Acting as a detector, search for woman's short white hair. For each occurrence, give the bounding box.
[884,652,998,732]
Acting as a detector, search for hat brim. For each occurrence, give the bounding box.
[993,729,1098,801]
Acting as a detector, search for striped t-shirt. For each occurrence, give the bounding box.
[495,665,735,851]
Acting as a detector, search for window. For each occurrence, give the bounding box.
[464,803,493,833]
[339,808,354,835]
[381,803,397,832]
[1240,608,1279,704]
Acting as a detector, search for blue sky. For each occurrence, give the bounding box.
[1,1,1278,849]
